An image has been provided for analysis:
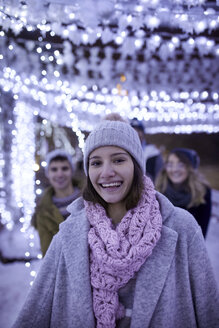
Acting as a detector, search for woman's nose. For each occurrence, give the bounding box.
[100,162,115,177]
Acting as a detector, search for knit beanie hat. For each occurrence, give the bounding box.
[45,149,74,177]
[171,148,200,169]
[83,120,145,175]
[130,117,145,132]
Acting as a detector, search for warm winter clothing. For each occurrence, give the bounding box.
[164,183,212,237]
[85,176,162,327]
[33,183,80,256]
[188,187,212,237]
[143,144,163,181]
[170,148,200,169]
[13,192,219,328]
[130,118,163,181]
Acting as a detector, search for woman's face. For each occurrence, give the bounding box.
[165,153,189,185]
[88,146,134,211]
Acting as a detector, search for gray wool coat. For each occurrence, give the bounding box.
[13,193,219,328]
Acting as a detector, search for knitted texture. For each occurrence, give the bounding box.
[83,120,145,175]
[84,176,162,328]
[170,148,200,169]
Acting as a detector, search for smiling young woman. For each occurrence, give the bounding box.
[13,120,219,328]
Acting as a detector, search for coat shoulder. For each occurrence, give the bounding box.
[60,197,86,231]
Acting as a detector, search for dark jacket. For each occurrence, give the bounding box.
[188,187,212,237]
[142,144,163,182]
[163,183,212,238]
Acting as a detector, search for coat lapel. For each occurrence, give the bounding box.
[60,196,177,328]
[61,199,95,327]
[131,225,178,328]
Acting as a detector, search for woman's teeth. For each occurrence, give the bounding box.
[101,182,121,188]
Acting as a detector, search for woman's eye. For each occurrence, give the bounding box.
[90,161,101,167]
[114,158,125,163]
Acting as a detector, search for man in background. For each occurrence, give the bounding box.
[131,118,163,182]
[32,149,81,256]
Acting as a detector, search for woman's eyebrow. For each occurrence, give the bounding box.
[112,152,128,156]
[90,152,128,160]
[89,155,101,160]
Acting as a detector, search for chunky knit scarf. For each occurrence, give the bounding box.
[84,175,162,328]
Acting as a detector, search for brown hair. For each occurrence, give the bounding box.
[155,152,209,208]
[49,155,69,164]
[103,113,128,123]
[83,157,144,212]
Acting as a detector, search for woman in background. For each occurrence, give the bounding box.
[156,147,211,238]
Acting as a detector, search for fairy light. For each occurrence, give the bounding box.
[0,153,13,229]
[11,101,36,231]
[1,67,217,134]
[36,47,42,53]
[0,1,218,235]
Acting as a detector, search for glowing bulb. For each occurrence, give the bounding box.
[54,71,60,77]
[33,163,40,171]
[69,13,75,19]
[115,36,123,45]
[45,43,51,49]
[127,15,132,23]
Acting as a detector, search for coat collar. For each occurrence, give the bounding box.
[130,192,178,326]
[131,224,178,327]
[61,195,178,327]
[61,198,95,326]
[156,191,175,223]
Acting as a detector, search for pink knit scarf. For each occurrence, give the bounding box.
[84,176,162,328]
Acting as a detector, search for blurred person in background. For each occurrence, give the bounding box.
[32,149,81,256]
[155,147,211,238]
[130,118,163,182]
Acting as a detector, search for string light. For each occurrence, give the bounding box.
[11,101,36,230]
[0,68,218,135]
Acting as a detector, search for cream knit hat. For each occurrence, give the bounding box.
[83,120,145,175]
